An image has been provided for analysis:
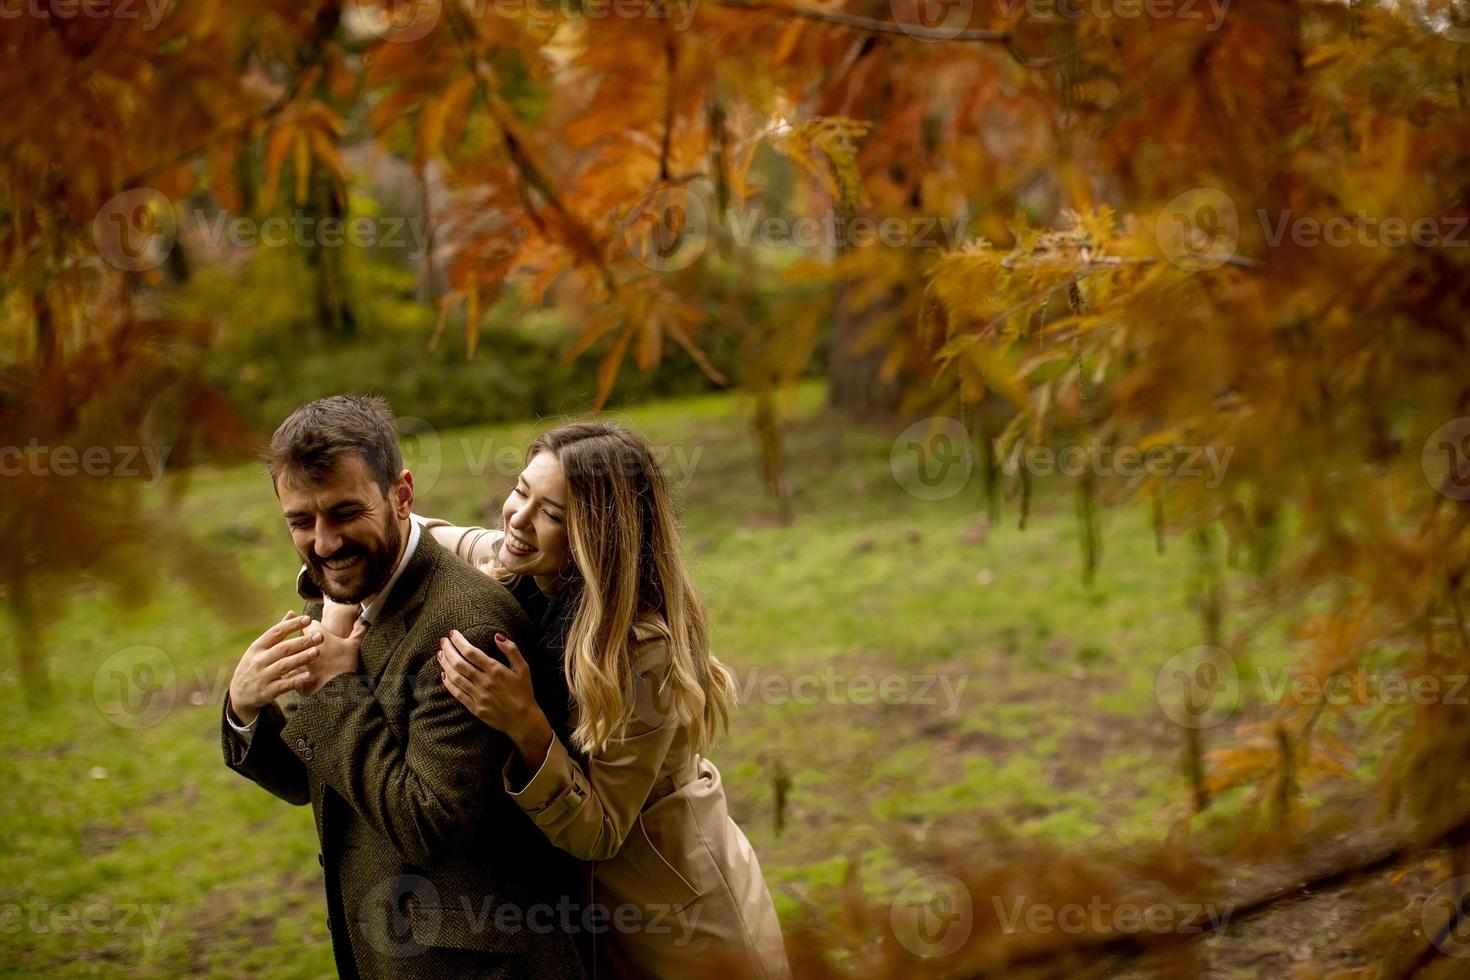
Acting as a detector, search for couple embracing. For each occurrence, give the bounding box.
[221,395,789,979]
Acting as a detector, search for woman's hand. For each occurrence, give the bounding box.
[321,598,361,637]
[438,630,553,771]
[300,611,367,697]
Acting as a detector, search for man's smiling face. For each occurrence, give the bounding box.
[277,454,413,604]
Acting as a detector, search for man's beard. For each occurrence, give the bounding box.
[303,513,403,605]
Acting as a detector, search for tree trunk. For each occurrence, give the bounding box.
[825,282,902,416]
[304,167,357,340]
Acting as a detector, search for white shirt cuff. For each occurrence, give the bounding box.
[226,703,256,746]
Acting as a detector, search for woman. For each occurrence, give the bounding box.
[329,421,789,978]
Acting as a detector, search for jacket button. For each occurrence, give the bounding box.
[295,738,307,749]
[303,747,314,760]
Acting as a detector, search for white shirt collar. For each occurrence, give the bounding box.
[357,515,422,626]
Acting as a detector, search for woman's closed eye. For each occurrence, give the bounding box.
[513,484,563,523]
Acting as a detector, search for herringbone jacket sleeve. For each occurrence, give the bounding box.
[275,618,513,868]
[220,695,312,807]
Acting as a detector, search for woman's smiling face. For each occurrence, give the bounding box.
[499,451,571,587]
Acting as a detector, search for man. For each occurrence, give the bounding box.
[221,395,584,978]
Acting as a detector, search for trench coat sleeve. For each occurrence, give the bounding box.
[502,639,678,861]
[416,516,503,570]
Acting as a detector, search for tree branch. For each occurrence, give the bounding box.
[714,0,1059,68]
[444,0,619,296]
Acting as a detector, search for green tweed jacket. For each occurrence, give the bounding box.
[221,534,585,979]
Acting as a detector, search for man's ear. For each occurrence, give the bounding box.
[392,469,414,519]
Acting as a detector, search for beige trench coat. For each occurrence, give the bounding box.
[422,518,790,979]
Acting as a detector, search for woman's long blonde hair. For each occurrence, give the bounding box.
[500,421,736,755]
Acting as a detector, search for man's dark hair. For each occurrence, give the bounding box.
[264,394,403,496]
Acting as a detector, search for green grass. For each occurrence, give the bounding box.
[0,382,1306,976]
